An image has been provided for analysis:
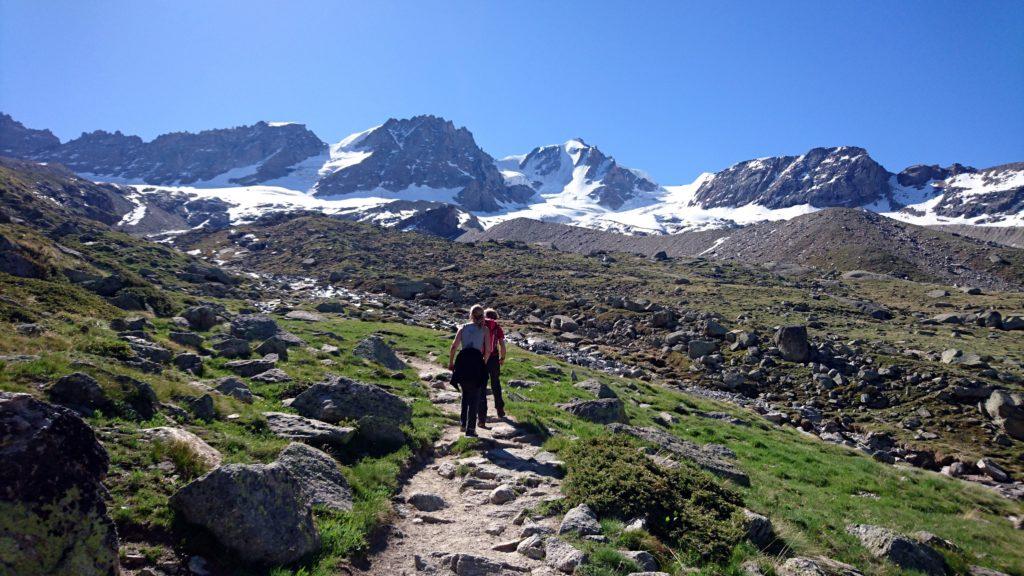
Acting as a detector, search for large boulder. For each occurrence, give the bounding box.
[230,314,279,341]
[276,443,353,512]
[170,462,320,565]
[0,393,120,576]
[291,377,412,432]
[182,304,220,331]
[688,339,719,359]
[46,372,112,417]
[558,398,627,424]
[263,412,355,449]
[225,354,278,377]
[846,524,948,576]
[353,335,407,371]
[774,325,810,363]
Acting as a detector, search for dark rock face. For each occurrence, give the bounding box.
[0,392,120,576]
[47,372,112,416]
[775,325,811,363]
[396,202,483,239]
[170,462,320,565]
[929,163,1024,221]
[0,112,61,157]
[313,115,534,211]
[896,164,974,188]
[36,121,326,186]
[694,147,891,209]
[510,139,659,209]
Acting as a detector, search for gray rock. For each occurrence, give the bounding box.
[210,336,250,359]
[977,458,1010,483]
[743,509,775,549]
[47,372,112,416]
[188,394,217,421]
[490,484,517,505]
[182,305,220,331]
[451,553,505,576]
[559,398,627,424]
[225,354,277,377]
[775,325,810,363]
[173,352,204,375]
[517,534,546,559]
[251,368,292,383]
[256,333,301,360]
[408,492,447,512]
[277,442,352,511]
[353,335,407,371]
[1002,315,1024,330]
[170,462,320,565]
[688,339,718,359]
[230,314,279,340]
[545,537,587,573]
[169,331,205,348]
[354,414,408,446]
[124,336,172,363]
[214,377,254,403]
[143,426,222,469]
[558,503,601,536]
[778,556,864,576]
[846,524,948,576]
[549,315,579,333]
[574,379,618,399]
[291,376,412,426]
[263,412,355,448]
[622,551,658,571]
[931,313,964,325]
[0,392,120,576]
[285,310,324,322]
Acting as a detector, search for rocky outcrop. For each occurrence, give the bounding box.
[0,392,120,576]
[846,524,948,576]
[170,462,320,565]
[693,147,891,209]
[0,112,60,157]
[143,426,223,470]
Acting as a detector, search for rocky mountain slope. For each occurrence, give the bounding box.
[3,112,1020,238]
[460,209,1024,290]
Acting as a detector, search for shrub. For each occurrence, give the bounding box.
[562,435,745,562]
[151,438,212,480]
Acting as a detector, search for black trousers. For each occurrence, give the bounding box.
[482,355,504,419]
[460,380,485,432]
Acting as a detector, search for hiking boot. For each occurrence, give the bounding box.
[478,421,490,429]
[496,409,506,419]
[465,430,478,437]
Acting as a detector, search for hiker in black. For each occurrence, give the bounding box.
[448,305,491,437]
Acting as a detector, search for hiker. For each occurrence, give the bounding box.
[482,308,507,422]
[448,304,491,437]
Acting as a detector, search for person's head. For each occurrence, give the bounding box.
[484,308,499,321]
[469,304,485,325]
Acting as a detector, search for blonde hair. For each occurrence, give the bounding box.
[484,308,499,320]
[469,304,485,324]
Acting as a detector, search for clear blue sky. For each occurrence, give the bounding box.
[1,0,1022,183]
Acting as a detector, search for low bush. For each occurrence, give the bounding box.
[562,435,745,562]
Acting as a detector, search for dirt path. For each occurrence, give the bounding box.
[353,354,566,575]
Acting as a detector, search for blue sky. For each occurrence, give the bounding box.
[1,0,1022,183]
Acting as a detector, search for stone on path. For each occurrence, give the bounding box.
[517,534,546,559]
[545,537,587,573]
[407,492,447,512]
[558,503,602,536]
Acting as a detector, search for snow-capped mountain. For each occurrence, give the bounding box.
[1,112,1021,237]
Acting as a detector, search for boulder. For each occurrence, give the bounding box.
[285,310,324,322]
[169,331,205,349]
[688,339,718,359]
[516,534,546,559]
[276,442,352,511]
[490,484,517,505]
[704,319,729,338]
[143,426,222,470]
[224,354,277,377]
[230,314,279,340]
[182,305,220,331]
[1002,315,1024,330]
[775,325,810,363]
[743,509,775,549]
[47,372,114,417]
[187,394,217,422]
[622,551,659,571]
[170,462,320,565]
[778,557,864,576]
[251,368,292,383]
[173,352,204,375]
[930,313,964,325]
[353,335,407,371]
[407,492,447,512]
[210,336,251,359]
[256,333,301,360]
[263,412,355,449]
[846,524,948,576]
[384,278,430,300]
[0,393,120,576]
[977,458,1010,483]
[214,377,254,403]
[558,503,601,536]
[545,537,587,574]
[549,315,579,333]
[574,379,618,399]
[559,398,627,424]
[291,376,412,427]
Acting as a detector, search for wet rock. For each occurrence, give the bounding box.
[170,462,320,565]
[558,503,601,536]
[47,372,114,417]
[143,426,222,469]
[0,393,120,576]
[263,412,355,449]
[408,492,447,512]
[775,325,810,363]
[846,524,948,576]
[230,314,279,340]
[353,335,407,371]
[558,398,627,424]
[277,442,352,511]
